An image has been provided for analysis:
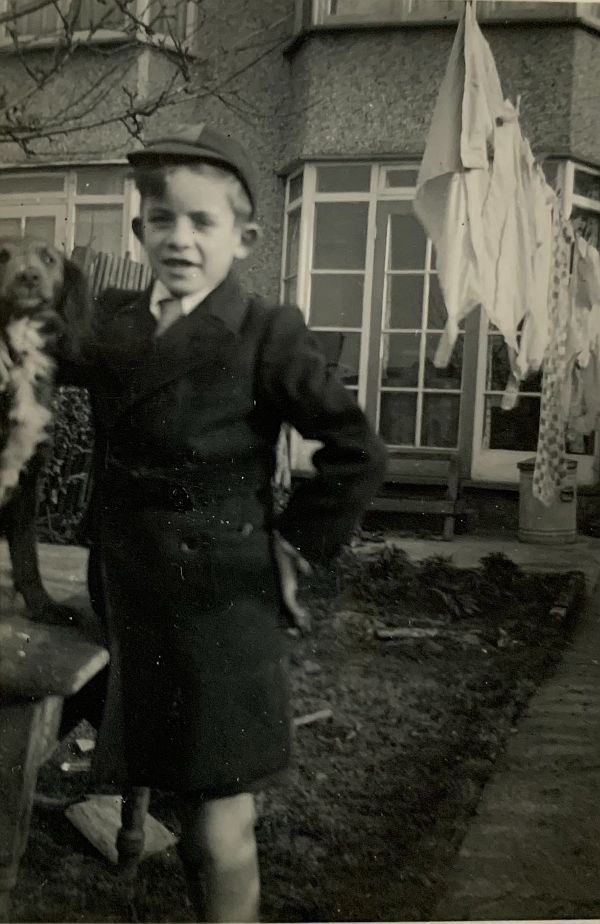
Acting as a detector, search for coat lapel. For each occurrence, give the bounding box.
[106,273,250,417]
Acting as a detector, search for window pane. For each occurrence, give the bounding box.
[379,392,417,446]
[487,336,542,393]
[385,274,424,329]
[316,165,371,193]
[574,169,600,202]
[285,209,300,277]
[0,218,21,237]
[0,173,65,194]
[388,212,427,270]
[381,333,420,387]
[24,215,56,242]
[424,334,463,389]
[484,395,540,452]
[289,173,304,202]
[76,168,127,195]
[149,0,188,38]
[12,1,59,35]
[75,205,123,254]
[312,331,361,386]
[385,168,418,188]
[421,394,460,448]
[74,0,125,29]
[310,274,364,327]
[313,202,368,270]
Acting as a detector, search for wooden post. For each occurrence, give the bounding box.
[0,614,108,921]
[116,787,152,880]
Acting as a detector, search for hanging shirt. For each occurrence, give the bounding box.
[415,4,555,379]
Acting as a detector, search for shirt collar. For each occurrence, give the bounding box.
[147,273,248,335]
[149,279,212,320]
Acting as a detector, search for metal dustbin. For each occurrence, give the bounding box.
[517,457,578,545]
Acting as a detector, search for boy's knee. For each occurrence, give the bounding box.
[180,792,257,868]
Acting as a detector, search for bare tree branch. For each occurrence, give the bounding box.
[0,0,293,153]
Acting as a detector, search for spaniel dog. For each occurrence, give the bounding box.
[0,236,93,625]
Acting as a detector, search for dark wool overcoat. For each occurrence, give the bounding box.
[82,272,386,796]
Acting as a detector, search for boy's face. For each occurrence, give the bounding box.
[134,167,254,298]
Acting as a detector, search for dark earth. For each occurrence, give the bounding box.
[13,545,574,922]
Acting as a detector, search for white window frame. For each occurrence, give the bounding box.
[0,164,140,259]
[282,160,441,472]
[0,0,196,52]
[471,159,600,487]
[307,0,600,29]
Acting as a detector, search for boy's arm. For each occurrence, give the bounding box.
[260,304,387,565]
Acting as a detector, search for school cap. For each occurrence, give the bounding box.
[127,123,258,216]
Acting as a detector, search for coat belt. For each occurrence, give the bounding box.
[100,458,267,518]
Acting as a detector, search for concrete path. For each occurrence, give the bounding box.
[433,576,600,920]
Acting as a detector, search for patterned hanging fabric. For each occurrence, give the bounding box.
[532,208,575,505]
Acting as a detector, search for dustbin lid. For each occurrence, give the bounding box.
[517,457,578,472]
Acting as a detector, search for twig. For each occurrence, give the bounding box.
[294,708,333,728]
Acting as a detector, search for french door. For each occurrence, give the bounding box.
[289,197,466,475]
[366,200,464,476]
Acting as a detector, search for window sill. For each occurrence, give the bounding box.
[284,11,600,56]
[0,29,192,54]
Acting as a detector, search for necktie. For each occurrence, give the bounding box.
[155,297,183,337]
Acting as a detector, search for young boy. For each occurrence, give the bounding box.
[86,123,386,922]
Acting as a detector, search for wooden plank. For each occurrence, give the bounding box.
[0,616,108,699]
[369,498,459,515]
[66,795,177,865]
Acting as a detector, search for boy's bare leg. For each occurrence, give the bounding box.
[178,791,260,923]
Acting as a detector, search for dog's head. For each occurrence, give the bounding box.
[0,236,93,362]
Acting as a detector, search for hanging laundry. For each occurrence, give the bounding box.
[563,236,600,441]
[532,210,574,506]
[414,3,555,382]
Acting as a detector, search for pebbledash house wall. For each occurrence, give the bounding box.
[283,24,581,161]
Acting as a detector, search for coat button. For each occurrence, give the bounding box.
[240,522,254,538]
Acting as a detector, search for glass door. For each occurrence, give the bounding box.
[471,312,597,485]
[0,205,67,248]
[366,200,464,474]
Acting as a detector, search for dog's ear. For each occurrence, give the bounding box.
[56,256,95,363]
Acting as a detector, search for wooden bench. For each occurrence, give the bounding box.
[368,449,468,540]
[0,615,108,921]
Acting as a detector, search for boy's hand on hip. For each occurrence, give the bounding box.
[273,531,313,634]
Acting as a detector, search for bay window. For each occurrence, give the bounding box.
[282,159,600,485]
[0,165,138,258]
[0,0,192,47]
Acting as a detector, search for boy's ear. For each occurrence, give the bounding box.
[236,223,260,259]
[132,216,143,242]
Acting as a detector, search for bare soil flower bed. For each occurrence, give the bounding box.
[15,547,580,922]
